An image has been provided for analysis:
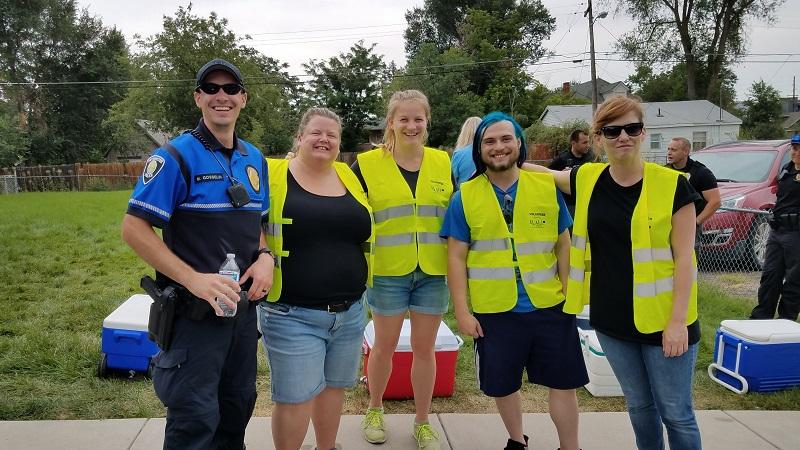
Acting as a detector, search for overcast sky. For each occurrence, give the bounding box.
[78,0,800,102]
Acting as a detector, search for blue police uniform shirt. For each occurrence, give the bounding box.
[440,179,572,312]
[127,120,269,280]
[451,145,477,188]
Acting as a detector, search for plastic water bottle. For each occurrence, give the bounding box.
[217,253,239,317]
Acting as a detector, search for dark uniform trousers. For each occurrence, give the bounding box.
[151,300,258,450]
[751,229,800,321]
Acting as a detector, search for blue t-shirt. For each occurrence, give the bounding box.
[439,179,572,312]
[451,146,476,188]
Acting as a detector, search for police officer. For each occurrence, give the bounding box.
[750,135,800,321]
[548,129,595,217]
[666,137,721,249]
[121,58,274,450]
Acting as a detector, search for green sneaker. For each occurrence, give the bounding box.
[361,407,386,444]
[412,422,441,450]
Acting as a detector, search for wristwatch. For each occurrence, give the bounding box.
[255,248,277,266]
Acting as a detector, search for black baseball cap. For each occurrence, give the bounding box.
[196,59,244,87]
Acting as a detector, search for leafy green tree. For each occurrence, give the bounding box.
[108,5,298,155]
[615,0,784,100]
[0,101,30,167]
[389,43,485,149]
[741,80,784,139]
[302,42,392,152]
[627,63,737,110]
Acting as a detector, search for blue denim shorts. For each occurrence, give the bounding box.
[366,268,449,316]
[258,297,367,404]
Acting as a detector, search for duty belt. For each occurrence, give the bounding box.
[769,213,800,231]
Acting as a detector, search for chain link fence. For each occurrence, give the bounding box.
[0,175,18,194]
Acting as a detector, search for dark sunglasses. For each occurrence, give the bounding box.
[196,82,245,95]
[599,122,644,139]
[502,193,513,230]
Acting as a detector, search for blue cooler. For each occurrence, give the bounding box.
[99,294,159,377]
[708,319,800,394]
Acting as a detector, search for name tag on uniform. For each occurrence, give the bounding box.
[195,173,224,183]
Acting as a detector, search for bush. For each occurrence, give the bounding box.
[525,120,590,159]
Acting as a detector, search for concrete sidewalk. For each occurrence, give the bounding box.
[0,411,797,449]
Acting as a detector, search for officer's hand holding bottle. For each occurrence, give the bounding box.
[184,270,241,317]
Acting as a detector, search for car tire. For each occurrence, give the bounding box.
[748,215,771,270]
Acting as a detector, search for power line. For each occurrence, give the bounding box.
[247,32,403,46]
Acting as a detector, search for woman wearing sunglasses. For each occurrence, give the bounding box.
[546,96,702,450]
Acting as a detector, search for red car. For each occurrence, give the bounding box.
[692,140,794,270]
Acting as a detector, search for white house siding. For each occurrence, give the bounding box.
[642,124,741,163]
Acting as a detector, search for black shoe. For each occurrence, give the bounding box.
[504,434,529,450]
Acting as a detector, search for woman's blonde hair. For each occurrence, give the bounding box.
[292,107,342,152]
[455,116,482,149]
[381,90,431,153]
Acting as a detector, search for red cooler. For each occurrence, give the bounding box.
[363,319,463,400]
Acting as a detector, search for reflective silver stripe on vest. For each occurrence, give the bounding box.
[373,204,414,224]
[571,235,587,250]
[633,248,673,263]
[470,238,510,251]
[521,266,557,284]
[569,267,585,282]
[417,205,446,219]
[635,277,674,298]
[516,241,555,255]
[375,233,415,247]
[266,223,281,237]
[418,232,445,245]
[467,267,516,280]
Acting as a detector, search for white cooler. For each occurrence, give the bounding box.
[578,328,623,397]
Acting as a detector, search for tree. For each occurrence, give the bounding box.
[390,43,485,149]
[627,63,737,110]
[107,5,298,154]
[302,42,392,152]
[0,100,29,167]
[615,0,784,100]
[741,80,783,139]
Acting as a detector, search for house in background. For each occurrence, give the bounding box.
[566,78,631,103]
[539,100,742,163]
[105,119,171,162]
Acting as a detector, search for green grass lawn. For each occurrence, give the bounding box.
[0,191,798,420]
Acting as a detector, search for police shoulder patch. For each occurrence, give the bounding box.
[142,155,166,185]
[247,165,260,193]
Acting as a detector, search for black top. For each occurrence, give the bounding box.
[278,171,372,307]
[666,158,718,216]
[351,160,420,195]
[773,162,800,216]
[571,165,702,345]
[548,149,596,206]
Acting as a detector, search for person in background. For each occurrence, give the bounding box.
[122,58,273,450]
[542,96,702,450]
[352,90,452,450]
[451,116,482,187]
[749,135,800,321]
[443,112,585,450]
[666,137,721,248]
[548,129,595,217]
[261,107,373,450]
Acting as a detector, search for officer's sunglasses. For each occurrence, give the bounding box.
[599,122,644,139]
[196,82,245,96]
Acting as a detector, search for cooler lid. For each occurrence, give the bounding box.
[364,319,462,351]
[577,305,590,320]
[102,294,153,332]
[720,319,800,343]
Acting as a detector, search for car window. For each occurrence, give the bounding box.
[692,150,777,183]
[779,148,791,168]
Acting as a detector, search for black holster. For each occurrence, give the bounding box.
[141,276,177,351]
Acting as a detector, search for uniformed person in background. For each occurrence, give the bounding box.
[750,135,800,321]
[548,129,595,217]
[666,137,721,248]
[121,58,273,450]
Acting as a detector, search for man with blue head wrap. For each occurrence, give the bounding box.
[441,112,587,450]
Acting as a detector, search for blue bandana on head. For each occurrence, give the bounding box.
[470,111,528,179]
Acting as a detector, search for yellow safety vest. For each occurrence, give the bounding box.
[357,147,453,276]
[264,158,375,301]
[565,162,698,333]
[461,171,565,313]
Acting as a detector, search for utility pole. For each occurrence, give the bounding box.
[585,0,603,116]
